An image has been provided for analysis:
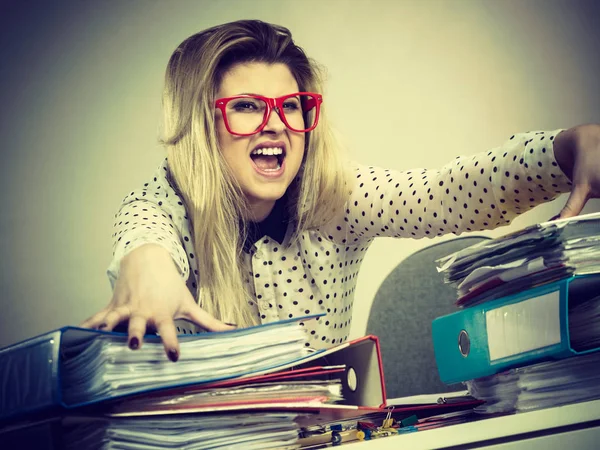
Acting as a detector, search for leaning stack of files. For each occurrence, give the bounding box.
[432,212,600,414]
[105,333,387,419]
[0,316,348,449]
[109,367,343,415]
[2,316,420,448]
[437,212,600,307]
[1,412,301,450]
[0,317,314,420]
[466,351,600,414]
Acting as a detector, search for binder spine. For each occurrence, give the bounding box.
[432,278,577,384]
[0,331,62,421]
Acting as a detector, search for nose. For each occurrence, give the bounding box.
[261,106,286,134]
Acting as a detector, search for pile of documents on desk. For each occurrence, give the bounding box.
[437,212,600,308]
[466,351,600,414]
[0,317,346,449]
[434,212,600,414]
[1,313,491,448]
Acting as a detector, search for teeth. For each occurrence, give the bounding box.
[251,147,283,156]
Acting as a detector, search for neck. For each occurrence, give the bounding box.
[247,199,276,222]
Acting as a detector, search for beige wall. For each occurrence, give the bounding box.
[1,0,599,348]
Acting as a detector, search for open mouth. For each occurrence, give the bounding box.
[250,146,286,173]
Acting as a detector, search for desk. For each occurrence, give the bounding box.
[354,399,600,449]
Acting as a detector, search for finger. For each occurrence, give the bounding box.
[182,302,236,332]
[127,314,148,350]
[79,309,109,329]
[558,182,590,219]
[153,316,180,362]
[102,306,132,332]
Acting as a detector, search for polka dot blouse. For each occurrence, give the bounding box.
[108,129,572,350]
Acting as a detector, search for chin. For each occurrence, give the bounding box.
[257,189,287,202]
[247,184,288,202]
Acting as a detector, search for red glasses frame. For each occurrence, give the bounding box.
[214,92,323,136]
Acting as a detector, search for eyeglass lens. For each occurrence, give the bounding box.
[225,94,317,134]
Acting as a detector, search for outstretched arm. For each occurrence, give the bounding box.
[322,128,573,244]
[82,160,233,360]
[108,159,194,286]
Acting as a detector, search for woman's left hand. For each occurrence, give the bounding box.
[553,123,600,218]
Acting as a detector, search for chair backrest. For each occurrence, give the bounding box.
[366,236,491,398]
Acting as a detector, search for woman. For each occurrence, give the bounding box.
[82,20,600,362]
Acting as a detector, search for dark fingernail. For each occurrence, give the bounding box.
[129,337,139,350]
[549,215,560,221]
[98,323,107,330]
[168,349,179,362]
[225,323,237,328]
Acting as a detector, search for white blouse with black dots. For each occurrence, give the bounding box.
[108,129,572,350]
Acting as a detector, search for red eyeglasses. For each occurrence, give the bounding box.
[215,92,323,136]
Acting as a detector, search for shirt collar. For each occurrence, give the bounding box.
[243,196,289,252]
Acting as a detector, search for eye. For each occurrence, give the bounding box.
[231,99,262,112]
[282,99,300,111]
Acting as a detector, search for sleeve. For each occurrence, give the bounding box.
[107,159,195,289]
[320,129,572,245]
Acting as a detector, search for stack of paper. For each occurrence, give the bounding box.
[432,212,600,414]
[569,293,600,351]
[437,212,600,307]
[61,413,301,450]
[110,379,344,415]
[466,351,600,414]
[61,320,311,405]
[0,317,349,449]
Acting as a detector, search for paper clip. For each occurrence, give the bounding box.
[382,406,395,428]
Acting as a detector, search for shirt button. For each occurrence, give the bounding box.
[259,302,269,311]
[254,250,263,259]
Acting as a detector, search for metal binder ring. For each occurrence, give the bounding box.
[458,330,470,357]
[347,366,358,392]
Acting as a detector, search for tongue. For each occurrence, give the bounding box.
[252,155,279,170]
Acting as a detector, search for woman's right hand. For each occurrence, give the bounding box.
[80,244,234,361]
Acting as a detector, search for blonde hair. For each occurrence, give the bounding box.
[160,20,349,327]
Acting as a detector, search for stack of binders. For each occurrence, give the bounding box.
[0,315,396,449]
[431,212,600,413]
